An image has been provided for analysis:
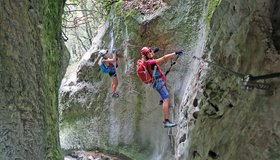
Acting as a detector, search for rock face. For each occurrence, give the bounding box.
[0,1,68,159]
[59,0,280,160]
[185,0,280,160]
[59,0,206,159]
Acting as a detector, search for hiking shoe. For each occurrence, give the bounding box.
[159,100,163,106]
[112,92,119,98]
[162,120,177,128]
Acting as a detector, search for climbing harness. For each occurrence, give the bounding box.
[193,56,279,91]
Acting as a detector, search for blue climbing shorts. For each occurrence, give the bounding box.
[152,79,169,100]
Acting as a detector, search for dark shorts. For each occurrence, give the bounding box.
[109,72,117,78]
[152,79,169,100]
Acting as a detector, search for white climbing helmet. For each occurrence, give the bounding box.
[99,49,107,56]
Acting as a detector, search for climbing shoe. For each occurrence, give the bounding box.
[159,100,163,106]
[162,120,177,128]
[112,92,119,98]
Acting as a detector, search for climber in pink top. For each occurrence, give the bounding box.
[140,47,183,128]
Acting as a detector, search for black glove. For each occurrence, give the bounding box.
[175,50,183,56]
[153,47,159,53]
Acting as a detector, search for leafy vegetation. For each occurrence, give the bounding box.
[206,0,222,27]
[96,0,120,15]
[62,0,117,63]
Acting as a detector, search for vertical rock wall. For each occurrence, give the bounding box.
[0,0,67,159]
[59,0,207,159]
[185,0,280,160]
[59,0,280,160]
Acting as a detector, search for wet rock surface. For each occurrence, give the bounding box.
[64,150,131,160]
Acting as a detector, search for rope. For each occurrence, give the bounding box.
[165,55,180,76]
[193,56,245,78]
[193,56,278,91]
[193,56,280,81]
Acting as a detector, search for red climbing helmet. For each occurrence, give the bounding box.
[141,47,152,55]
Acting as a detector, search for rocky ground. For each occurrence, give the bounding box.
[64,150,131,160]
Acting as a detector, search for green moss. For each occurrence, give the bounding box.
[41,0,65,159]
[110,0,140,42]
[118,145,150,160]
[96,0,120,16]
[61,110,88,126]
[112,0,137,19]
[206,0,222,27]
[113,0,125,16]
[101,143,150,160]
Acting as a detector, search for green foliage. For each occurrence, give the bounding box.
[96,0,120,15]
[68,0,81,3]
[112,0,137,19]
[206,0,222,27]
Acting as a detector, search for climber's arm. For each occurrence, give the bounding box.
[156,52,176,64]
[102,53,117,63]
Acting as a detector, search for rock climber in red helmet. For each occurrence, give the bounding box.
[140,46,183,128]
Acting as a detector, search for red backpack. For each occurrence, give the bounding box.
[136,59,153,84]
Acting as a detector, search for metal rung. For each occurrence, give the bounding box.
[168,128,175,136]
[241,78,272,90]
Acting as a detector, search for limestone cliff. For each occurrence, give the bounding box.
[59,0,280,160]
[59,0,206,159]
[0,0,68,159]
[185,0,280,160]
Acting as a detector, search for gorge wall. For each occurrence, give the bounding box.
[186,0,280,160]
[0,0,67,159]
[56,0,280,160]
[1,0,278,159]
[59,0,206,159]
